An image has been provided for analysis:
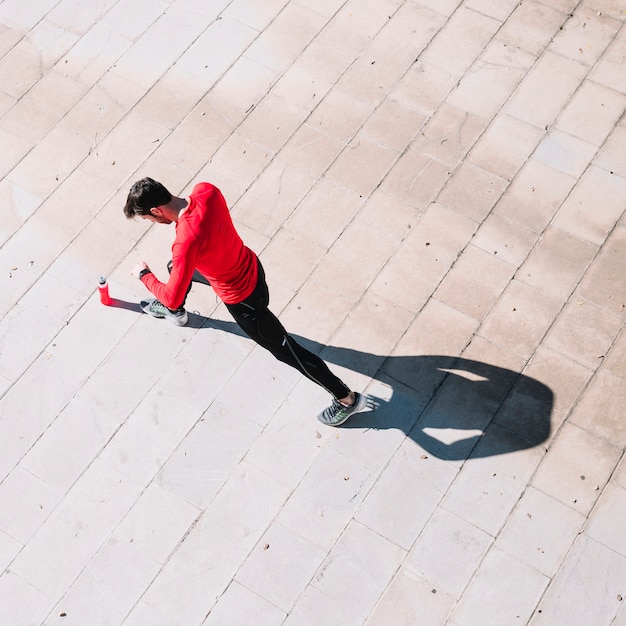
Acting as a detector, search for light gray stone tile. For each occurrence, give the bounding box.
[48,537,161,626]
[391,60,458,116]
[0,467,61,544]
[233,160,316,238]
[496,486,585,576]
[494,159,577,233]
[438,162,509,222]
[243,387,331,491]
[380,149,452,209]
[97,386,204,483]
[0,353,90,484]
[0,529,21,575]
[277,447,374,551]
[311,220,396,302]
[553,166,626,245]
[420,7,500,77]
[518,226,598,299]
[531,423,622,515]
[411,104,487,169]
[285,521,406,626]
[9,459,143,597]
[590,28,626,94]
[356,441,446,550]
[497,1,567,56]
[556,80,626,146]
[479,279,563,360]
[235,522,326,612]
[441,424,545,536]
[113,483,199,565]
[447,39,534,119]
[468,113,545,181]
[326,136,399,198]
[604,326,626,379]
[216,344,300,427]
[19,396,118,492]
[533,130,599,178]
[406,507,492,598]
[279,281,353,346]
[451,549,549,625]
[578,224,626,317]
[222,0,290,30]
[243,2,326,74]
[530,536,626,626]
[156,323,252,414]
[156,401,261,509]
[505,51,588,128]
[0,178,41,246]
[434,243,514,321]
[569,369,626,448]
[548,6,621,67]
[362,98,428,152]
[544,299,623,370]
[365,566,455,626]
[586,483,626,557]
[471,213,539,266]
[140,462,289,625]
[0,570,53,626]
[202,581,286,626]
[0,304,59,382]
[286,178,365,249]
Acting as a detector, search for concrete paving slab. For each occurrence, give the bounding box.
[0,0,625,624]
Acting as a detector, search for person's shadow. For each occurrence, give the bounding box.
[114,300,552,460]
[199,316,553,461]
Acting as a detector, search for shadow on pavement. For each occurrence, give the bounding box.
[117,304,552,461]
[200,317,553,461]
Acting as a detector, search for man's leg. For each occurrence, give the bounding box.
[226,262,372,424]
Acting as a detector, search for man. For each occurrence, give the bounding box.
[124,177,371,426]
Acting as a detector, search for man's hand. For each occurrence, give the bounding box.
[131,261,150,277]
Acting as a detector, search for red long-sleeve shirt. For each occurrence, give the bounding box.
[141,182,258,307]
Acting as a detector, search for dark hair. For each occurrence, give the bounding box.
[123,177,172,218]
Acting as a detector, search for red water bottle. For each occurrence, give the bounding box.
[98,276,112,305]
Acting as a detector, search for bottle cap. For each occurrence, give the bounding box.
[99,276,106,284]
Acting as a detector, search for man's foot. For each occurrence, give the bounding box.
[317,392,371,426]
[140,298,188,326]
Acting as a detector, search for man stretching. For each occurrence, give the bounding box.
[124,178,370,426]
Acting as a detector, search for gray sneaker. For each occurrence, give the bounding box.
[317,392,371,426]
[140,298,188,326]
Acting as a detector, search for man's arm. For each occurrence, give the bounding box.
[132,241,198,309]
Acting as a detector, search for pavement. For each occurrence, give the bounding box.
[0,0,625,624]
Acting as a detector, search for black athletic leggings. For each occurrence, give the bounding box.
[170,260,350,399]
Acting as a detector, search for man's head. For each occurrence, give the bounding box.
[124,178,173,221]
